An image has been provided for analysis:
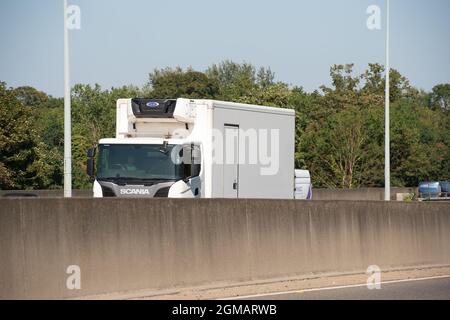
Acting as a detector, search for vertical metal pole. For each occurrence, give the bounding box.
[384,0,390,201]
[63,0,72,197]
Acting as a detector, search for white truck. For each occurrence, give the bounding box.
[87,98,311,199]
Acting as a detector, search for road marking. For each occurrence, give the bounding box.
[219,274,450,300]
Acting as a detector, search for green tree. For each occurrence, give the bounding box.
[70,84,143,188]
[390,101,449,185]
[299,106,366,188]
[239,82,292,107]
[429,84,450,111]
[147,67,219,99]
[0,82,37,188]
[12,86,49,107]
[206,60,274,101]
[1,60,449,191]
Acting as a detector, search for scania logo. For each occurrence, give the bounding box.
[120,189,150,195]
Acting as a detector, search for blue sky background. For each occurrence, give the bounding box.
[0,0,449,97]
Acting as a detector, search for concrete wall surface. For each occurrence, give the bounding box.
[0,198,449,299]
[0,189,92,198]
[312,187,416,201]
[0,187,415,200]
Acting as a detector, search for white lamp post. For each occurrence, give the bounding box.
[63,0,72,197]
[384,0,390,201]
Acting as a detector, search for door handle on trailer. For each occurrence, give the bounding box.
[232,182,238,190]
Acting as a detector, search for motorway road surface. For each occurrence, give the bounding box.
[82,267,450,299]
[236,276,450,300]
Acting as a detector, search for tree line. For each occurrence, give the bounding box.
[1,60,449,190]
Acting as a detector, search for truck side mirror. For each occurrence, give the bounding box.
[182,144,191,163]
[87,147,96,158]
[191,145,201,177]
[182,145,191,182]
[86,158,94,178]
[181,144,201,182]
[191,164,200,178]
[86,147,96,178]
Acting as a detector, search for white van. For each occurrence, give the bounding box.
[294,169,312,200]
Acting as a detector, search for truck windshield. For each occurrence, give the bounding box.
[96,144,183,181]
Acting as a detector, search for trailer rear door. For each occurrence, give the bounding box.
[223,125,239,198]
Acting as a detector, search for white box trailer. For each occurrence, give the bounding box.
[87,98,302,199]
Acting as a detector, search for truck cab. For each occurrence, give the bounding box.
[87,98,202,198]
[91,139,202,198]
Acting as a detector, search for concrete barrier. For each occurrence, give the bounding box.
[312,187,416,201]
[0,189,92,198]
[0,198,449,299]
[0,187,415,200]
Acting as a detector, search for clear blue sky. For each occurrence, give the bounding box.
[1,0,449,97]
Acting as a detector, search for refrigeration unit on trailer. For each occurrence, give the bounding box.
[87,98,308,199]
